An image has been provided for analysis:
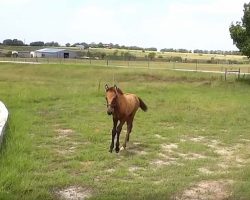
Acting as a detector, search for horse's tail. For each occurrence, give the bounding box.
[138,97,148,112]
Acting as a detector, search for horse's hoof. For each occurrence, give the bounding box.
[120,146,124,151]
[109,149,113,153]
[115,148,120,153]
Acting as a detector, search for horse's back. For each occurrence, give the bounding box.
[124,93,140,115]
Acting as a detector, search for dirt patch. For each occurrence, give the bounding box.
[184,136,250,169]
[151,159,179,167]
[240,138,250,143]
[161,143,178,152]
[55,128,74,140]
[151,153,180,167]
[128,166,146,177]
[155,134,165,139]
[56,147,76,155]
[151,143,208,168]
[130,149,148,155]
[128,166,142,172]
[55,186,92,200]
[174,180,232,200]
[189,136,205,142]
[198,168,214,175]
[150,143,180,167]
[105,168,115,173]
[177,153,207,160]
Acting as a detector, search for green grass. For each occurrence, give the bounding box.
[0,62,250,199]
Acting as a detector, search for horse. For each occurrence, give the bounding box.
[105,84,147,153]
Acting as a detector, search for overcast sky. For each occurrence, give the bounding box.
[0,0,247,50]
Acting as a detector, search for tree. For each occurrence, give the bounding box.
[3,39,24,46]
[45,41,59,47]
[65,43,70,47]
[148,52,156,60]
[145,47,157,51]
[97,42,104,48]
[3,39,12,45]
[229,3,250,57]
[30,41,44,46]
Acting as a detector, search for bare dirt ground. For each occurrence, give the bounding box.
[174,180,233,200]
[150,134,250,199]
[55,186,92,200]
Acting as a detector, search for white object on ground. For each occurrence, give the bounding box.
[0,101,8,146]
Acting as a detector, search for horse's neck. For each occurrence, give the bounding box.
[114,94,126,116]
[117,93,126,108]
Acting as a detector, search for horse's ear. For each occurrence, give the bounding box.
[105,84,109,91]
[114,85,119,95]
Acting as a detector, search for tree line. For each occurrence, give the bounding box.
[1,39,60,47]
[160,48,241,55]
[0,39,157,51]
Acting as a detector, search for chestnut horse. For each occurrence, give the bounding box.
[105,84,147,153]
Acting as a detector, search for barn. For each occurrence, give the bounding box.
[32,48,77,58]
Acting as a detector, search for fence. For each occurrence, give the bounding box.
[224,68,241,80]
[1,57,250,74]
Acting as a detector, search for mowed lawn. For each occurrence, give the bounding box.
[0,63,250,200]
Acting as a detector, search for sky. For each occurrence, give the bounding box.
[0,0,248,50]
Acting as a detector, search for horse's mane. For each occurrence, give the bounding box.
[107,87,124,95]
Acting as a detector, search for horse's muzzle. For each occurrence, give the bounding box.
[107,111,112,115]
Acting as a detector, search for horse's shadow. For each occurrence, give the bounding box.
[119,142,148,156]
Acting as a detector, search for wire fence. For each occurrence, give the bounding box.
[1,57,250,74]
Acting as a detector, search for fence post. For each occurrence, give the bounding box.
[238,68,240,79]
[225,68,227,81]
[98,80,101,94]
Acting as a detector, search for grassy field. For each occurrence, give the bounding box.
[88,48,247,62]
[0,62,250,199]
[0,45,248,63]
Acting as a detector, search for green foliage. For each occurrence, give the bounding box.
[30,41,45,46]
[148,52,156,60]
[171,56,182,62]
[5,51,12,57]
[3,39,24,46]
[45,41,59,47]
[229,3,250,57]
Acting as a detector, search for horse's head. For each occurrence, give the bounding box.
[105,84,119,115]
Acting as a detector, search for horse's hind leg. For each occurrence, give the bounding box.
[122,117,134,150]
[109,118,118,153]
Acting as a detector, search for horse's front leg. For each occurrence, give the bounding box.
[109,117,118,153]
[115,120,125,153]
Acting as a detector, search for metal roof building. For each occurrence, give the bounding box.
[33,48,78,58]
